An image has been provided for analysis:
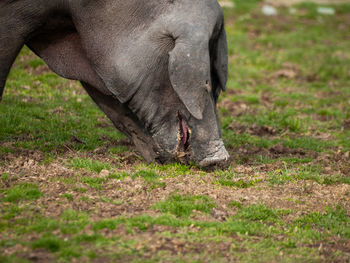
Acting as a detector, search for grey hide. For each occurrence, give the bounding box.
[0,0,229,167]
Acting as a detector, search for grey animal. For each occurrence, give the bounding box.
[0,0,229,167]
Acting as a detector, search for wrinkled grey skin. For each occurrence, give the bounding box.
[0,0,229,167]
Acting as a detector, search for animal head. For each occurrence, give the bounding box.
[0,0,229,167]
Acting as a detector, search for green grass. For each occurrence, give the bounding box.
[268,165,350,185]
[215,170,261,188]
[61,193,73,202]
[0,50,126,153]
[82,176,107,190]
[130,169,166,189]
[69,158,111,173]
[228,201,243,209]
[1,183,42,203]
[1,173,10,181]
[293,205,350,239]
[0,255,31,263]
[235,204,291,223]
[31,234,63,252]
[218,178,261,188]
[153,194,217,218]
[109,171,129,180]
[1,1,350,262]
[59,209,90,235]
[1,201,349,262]
[132,169,158,180]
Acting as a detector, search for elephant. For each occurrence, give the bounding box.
[0,0,229,167]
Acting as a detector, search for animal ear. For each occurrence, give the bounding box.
[211,26,228,101]
[168,41,211,120]
[26,27,111,96]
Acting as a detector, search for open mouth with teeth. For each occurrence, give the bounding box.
[176,113,191,162]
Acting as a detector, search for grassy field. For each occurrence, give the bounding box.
[1,1,350,262]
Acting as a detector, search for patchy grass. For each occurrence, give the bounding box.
[69,158,111,173]
[268,165,350,185]
[215,170,261,188]
[1,183,42,203]
[1,0,350,262]
[82,176,107,190]
[153,194,217,218]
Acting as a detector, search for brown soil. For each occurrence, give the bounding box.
[1,148,349,221]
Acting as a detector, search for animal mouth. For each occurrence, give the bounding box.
[176,113,191,162]
[180,118,189,147]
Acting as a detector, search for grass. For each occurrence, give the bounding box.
[1,0,350,262]
[1,183,42,203]
[61,193,73,202]
[1,202,349,261]
[82,176,107,189]
[215,170,261,188]
[293,205,350,238]
[70,158,111,173]
[4,204,345,260]
[31,234,63,252]
[153,194,217,218]
[268,165,350,185]
[235,204,292,223]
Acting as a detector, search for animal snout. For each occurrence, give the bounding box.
[197,140,229,168]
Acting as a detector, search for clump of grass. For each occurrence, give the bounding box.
[132,169,166,189]
[60,209,89,235]
[215,170,260,188]
[82,177,107,190]
[28,58,45,69]
[61,193,73,202]
[70,158,110,173]
[153,194,216,218]
[108,145,129,155]
[228,201,243,209]
[0,146,15,155]
[0,255,30,263]
[75,187,87,193]
[30,218,60,233]
[1,173,10,181]
[3,183,42,202]
[268,166,350,185]
[132,169,158,180]
[100,197,123,205]
[234,204,291,223]
[109,172,129,180]
[27,236,83,261]
[155,163,191,177]
[293,205,350,238]
[236,204,279,222]
[31,234,63,252]
[1,204,22,221]
[268,166,294,185]
[92,218,124,231]
[218,178,261,188]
